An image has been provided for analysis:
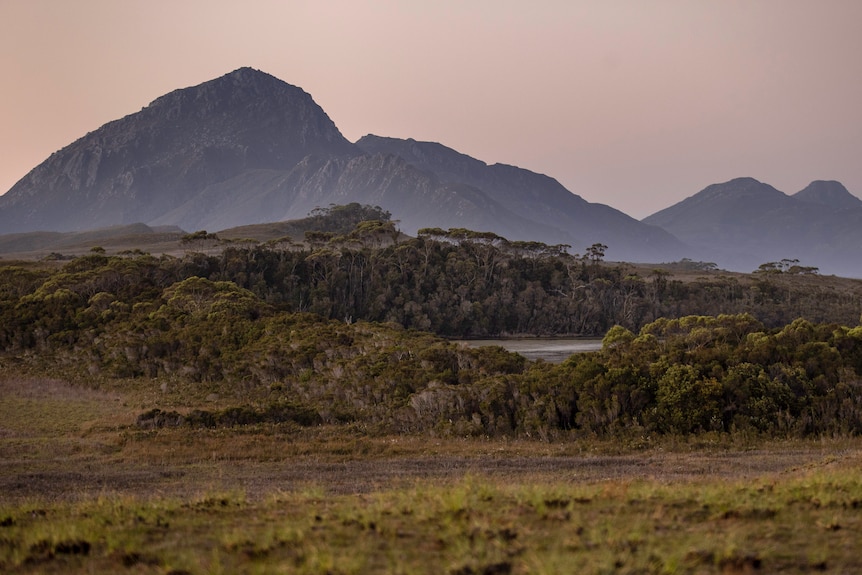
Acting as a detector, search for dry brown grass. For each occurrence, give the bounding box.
[2,374,860,504]
[3,373,862,573]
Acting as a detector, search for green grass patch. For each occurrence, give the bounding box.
[1,467,861,574]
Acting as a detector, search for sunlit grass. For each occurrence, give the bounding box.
[2,373,862,573]
[1,465,861,574]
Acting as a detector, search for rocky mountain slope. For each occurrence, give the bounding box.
[0,68,356,232]
[356,135,681,261]
[643,177,862,276]
[0,67,683,263]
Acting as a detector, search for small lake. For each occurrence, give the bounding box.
[455,338,603,363]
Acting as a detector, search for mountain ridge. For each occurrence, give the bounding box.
[0,67,684,263]
[643,177,862,276]
[3,68,860,274]
[355,134,683,260]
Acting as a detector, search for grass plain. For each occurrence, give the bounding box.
[2,374,861,574]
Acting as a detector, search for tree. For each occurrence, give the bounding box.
[586,243,607,265]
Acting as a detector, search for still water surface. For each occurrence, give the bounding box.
[456,338,603,363]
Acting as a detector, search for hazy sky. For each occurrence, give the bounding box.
[2,0,861,219]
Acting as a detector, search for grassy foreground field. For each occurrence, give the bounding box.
[2,375,861,574]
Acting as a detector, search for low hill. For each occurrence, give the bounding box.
[0,223,185,259]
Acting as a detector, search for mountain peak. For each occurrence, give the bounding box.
[0,68,356,233]
[227,65,269,77]
[644,177,789,227]
[213,66,294,90]
[143,67,337,132]
[793,180,862,210]
[700,177,783,199]
[641,176,862,277]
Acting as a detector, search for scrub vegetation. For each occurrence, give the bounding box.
[2,204,862,572]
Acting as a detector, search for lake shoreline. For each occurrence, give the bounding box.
[453,337,603,362]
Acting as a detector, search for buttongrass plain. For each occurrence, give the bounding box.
[2,375,861,574]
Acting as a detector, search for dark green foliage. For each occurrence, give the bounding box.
[181,230,220,243]
[304,203,393,235]
[582,314,862,437]
[136,403,322,429]
[2,219,862,440]
[653,363,723,433]
[186,403,322,427]
[193,225,860,337]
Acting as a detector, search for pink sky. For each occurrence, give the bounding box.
[2,0,861,220]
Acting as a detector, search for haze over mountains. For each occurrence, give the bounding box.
[1,67,860,276]
[644,178,862,277]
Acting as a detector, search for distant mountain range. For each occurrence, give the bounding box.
[1,67,860,276]
[643,177,862,277]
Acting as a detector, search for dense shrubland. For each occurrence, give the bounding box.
[181,205,861,336]
[2,210,862,439]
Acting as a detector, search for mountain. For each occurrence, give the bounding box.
[0,223,185,258]
[643,177,862,277]
[0,67,356,233]
[793,180,862,210]
[355,135,682,261]
[0,67,684,263]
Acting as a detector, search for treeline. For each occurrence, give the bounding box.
[2,250,862,438]
[180,218,860,337]
[5,206,859,341]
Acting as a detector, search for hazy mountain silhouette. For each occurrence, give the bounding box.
[643,177,862,276]
[0,67,685,263]
[355,135,682,261]
[3,68,858,273]
[792,180,862,210]
[0,68,356,232]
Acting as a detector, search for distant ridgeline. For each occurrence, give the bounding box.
[2,229,862,438]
